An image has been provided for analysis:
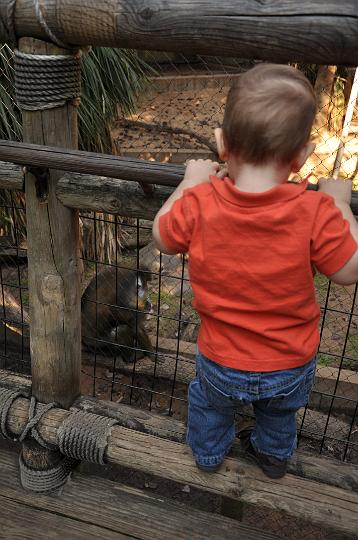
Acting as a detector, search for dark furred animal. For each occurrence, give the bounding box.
[81,266,153,362]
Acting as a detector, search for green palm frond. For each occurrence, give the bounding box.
[0,44,21,141]
[0,45,153,255]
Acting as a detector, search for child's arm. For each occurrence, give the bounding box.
[318,178,358,285]
[152,159,220,254]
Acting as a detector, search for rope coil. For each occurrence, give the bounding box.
[18,396,58,451]
[58,410,118,465]
[0,387,118,492]
[14,50,81,111]
[19,452,78,493]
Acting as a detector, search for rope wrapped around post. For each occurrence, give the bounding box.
[14,50,82,111]
[0,387,118,492]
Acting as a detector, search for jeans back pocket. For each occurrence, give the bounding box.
[199,373,242,411]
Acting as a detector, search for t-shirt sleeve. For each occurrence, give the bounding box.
[311,194,358,276]
[159,192,194,253]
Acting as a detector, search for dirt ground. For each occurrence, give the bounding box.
[112,79,358,182]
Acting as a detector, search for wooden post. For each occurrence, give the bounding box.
[19,37,81,470]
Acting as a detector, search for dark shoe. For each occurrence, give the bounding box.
[195,461,222,473]
[237,427,288,479]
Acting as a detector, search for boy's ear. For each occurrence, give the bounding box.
[291,142,316,172]
[214,128,229,161]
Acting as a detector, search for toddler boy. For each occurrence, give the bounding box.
[152,64,358,478]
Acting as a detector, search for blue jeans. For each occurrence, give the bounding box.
[187,352,316,467]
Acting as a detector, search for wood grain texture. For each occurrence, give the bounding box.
[0,496,129,540]
[57,173,174,218]
[74,397,358,494]
[0,139,183,187]
[1,370,357,494]
[0,385,357,537]
[1,143,358,216]
[0,444,279,540]
[0,162,24,191]
[20,39,81,409]
[1,367,357,494]
[2,1,357,64]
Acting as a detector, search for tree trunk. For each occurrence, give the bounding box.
[313,65,337,134]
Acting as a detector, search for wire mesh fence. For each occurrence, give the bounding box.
[0,46,357,476]
[84,54,357,468]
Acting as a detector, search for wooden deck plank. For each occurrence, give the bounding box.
[106,426,358,538]
[1,370,356,493]
[1,374,358,537]
[0,497,131,540]
[75,397,358,493]
[0,444,279,540]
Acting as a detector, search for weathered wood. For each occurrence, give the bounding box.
[1,153,358,218]
[0,444,279,540]
[0,162,24,190]
[1,1,358,64]
[0,497,130,540]
[57,173,174,219]
[2,393,358,537]
[1,368,357,494]
[0,140,183,187]
[0,368,31,393]
[21,39,81,409]
[20,37,81,476]
[73,396,358,494]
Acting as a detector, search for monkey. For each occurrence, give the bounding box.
[81,265,154,362]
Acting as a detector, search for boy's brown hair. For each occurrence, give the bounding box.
[222,63,317,165]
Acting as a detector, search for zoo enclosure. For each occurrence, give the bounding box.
[0,2,357,539]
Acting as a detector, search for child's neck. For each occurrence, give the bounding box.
[229,160,291,194]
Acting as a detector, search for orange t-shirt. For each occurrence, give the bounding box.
[159,177,357,371]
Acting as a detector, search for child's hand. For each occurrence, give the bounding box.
[318,178,352,205]
[183,159,221,187]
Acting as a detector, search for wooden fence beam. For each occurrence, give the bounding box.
[1,159,358,219]
[0,386,357,538]
[1,1,357,65]
[0,140,183,187]
[0,162,24,191]
[56,172,358,218]
[57,173,174,219]
[1,368,357,493]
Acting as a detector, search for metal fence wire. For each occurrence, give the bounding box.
[0,47,357,481]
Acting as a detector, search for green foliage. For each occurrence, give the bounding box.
[79,47,153,153]
[318,354,334,367]
[0,44,21,141]
[0,45,152,150]
[0,46,152,249]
